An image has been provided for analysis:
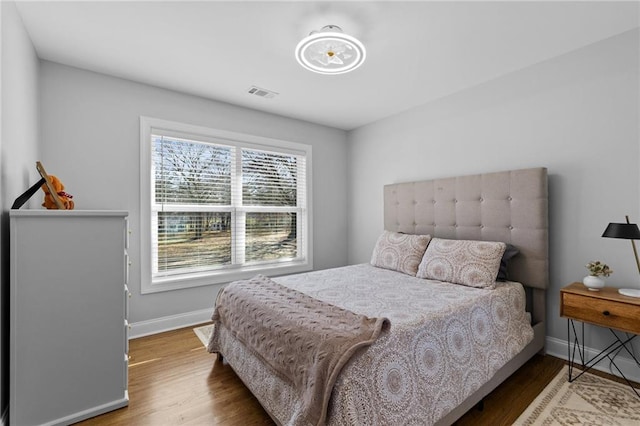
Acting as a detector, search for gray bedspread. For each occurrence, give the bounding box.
[209,264,534,425]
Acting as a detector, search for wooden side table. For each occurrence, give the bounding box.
[560,282,640,398]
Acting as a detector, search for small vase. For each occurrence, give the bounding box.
[583,275,605,291]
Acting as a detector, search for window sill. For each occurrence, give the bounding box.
[141,260,313,294]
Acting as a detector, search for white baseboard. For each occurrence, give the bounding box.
[129,308,213,339]
[546,336,640,383]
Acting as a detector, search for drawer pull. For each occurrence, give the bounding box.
[602,310,610,316]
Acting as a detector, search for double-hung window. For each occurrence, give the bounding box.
[140,117,312,293]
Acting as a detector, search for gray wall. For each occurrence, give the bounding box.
[0,1,41,419]
[38,61,349,326]
[347,29,639,365]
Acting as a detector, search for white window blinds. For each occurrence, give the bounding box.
[154,136,232,206]
[149,131,308,283]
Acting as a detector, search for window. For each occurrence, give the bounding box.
[140,117,312,293]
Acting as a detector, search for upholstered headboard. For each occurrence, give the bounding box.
[384,167,548,323]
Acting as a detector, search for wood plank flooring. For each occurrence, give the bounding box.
[76,325,568,425]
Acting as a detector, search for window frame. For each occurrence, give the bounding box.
[140,117,313,294]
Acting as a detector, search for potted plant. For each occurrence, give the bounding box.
[583,260,613,291]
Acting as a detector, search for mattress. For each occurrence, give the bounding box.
[211,263,534,425]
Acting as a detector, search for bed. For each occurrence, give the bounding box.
[208,167,548,426]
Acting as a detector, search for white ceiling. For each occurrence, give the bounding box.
[15,1,640,130]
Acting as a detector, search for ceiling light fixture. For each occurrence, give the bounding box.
[295,25,366,75]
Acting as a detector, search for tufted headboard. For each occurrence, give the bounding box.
[384,167,548,324]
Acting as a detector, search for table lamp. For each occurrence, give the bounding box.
[602,215,640,297]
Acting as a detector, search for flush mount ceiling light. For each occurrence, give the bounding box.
[295,25,366,75]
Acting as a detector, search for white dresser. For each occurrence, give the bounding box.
[10,210,130,426]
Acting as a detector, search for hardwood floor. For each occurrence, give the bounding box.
[76,325,568,426]
[77,325,273,426]
[454,354,564,425]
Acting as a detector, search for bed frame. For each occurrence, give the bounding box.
[383,167,548,425]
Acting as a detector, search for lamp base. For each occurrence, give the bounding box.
[618,288,640,298]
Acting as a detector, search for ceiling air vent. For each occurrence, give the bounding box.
[247,86,278,99]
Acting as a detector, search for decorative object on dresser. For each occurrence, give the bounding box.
[11,161,71,210]
[602,216,640,298]
[583,260,612,291]
[10,210,130,425]
[560,282,640,399]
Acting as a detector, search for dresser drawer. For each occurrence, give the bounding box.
[562,292,640,335]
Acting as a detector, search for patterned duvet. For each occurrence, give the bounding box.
[211,264,534,425]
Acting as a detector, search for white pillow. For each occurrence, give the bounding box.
[416,238,506,289]
[370,231,431,276]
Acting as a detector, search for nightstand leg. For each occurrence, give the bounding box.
[607,356,640,399]
[567,322,640,398]
[605,330,640,399]
[567,319,586,381]
[610,329,640,367]
[567,319,572,380]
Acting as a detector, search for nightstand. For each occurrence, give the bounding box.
[560,282,640,398]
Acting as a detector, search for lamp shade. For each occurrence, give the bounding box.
[602,223,640,239]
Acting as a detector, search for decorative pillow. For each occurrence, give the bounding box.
[370,231,431,276]
[497,244,519,281]
[416,238,506,289]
